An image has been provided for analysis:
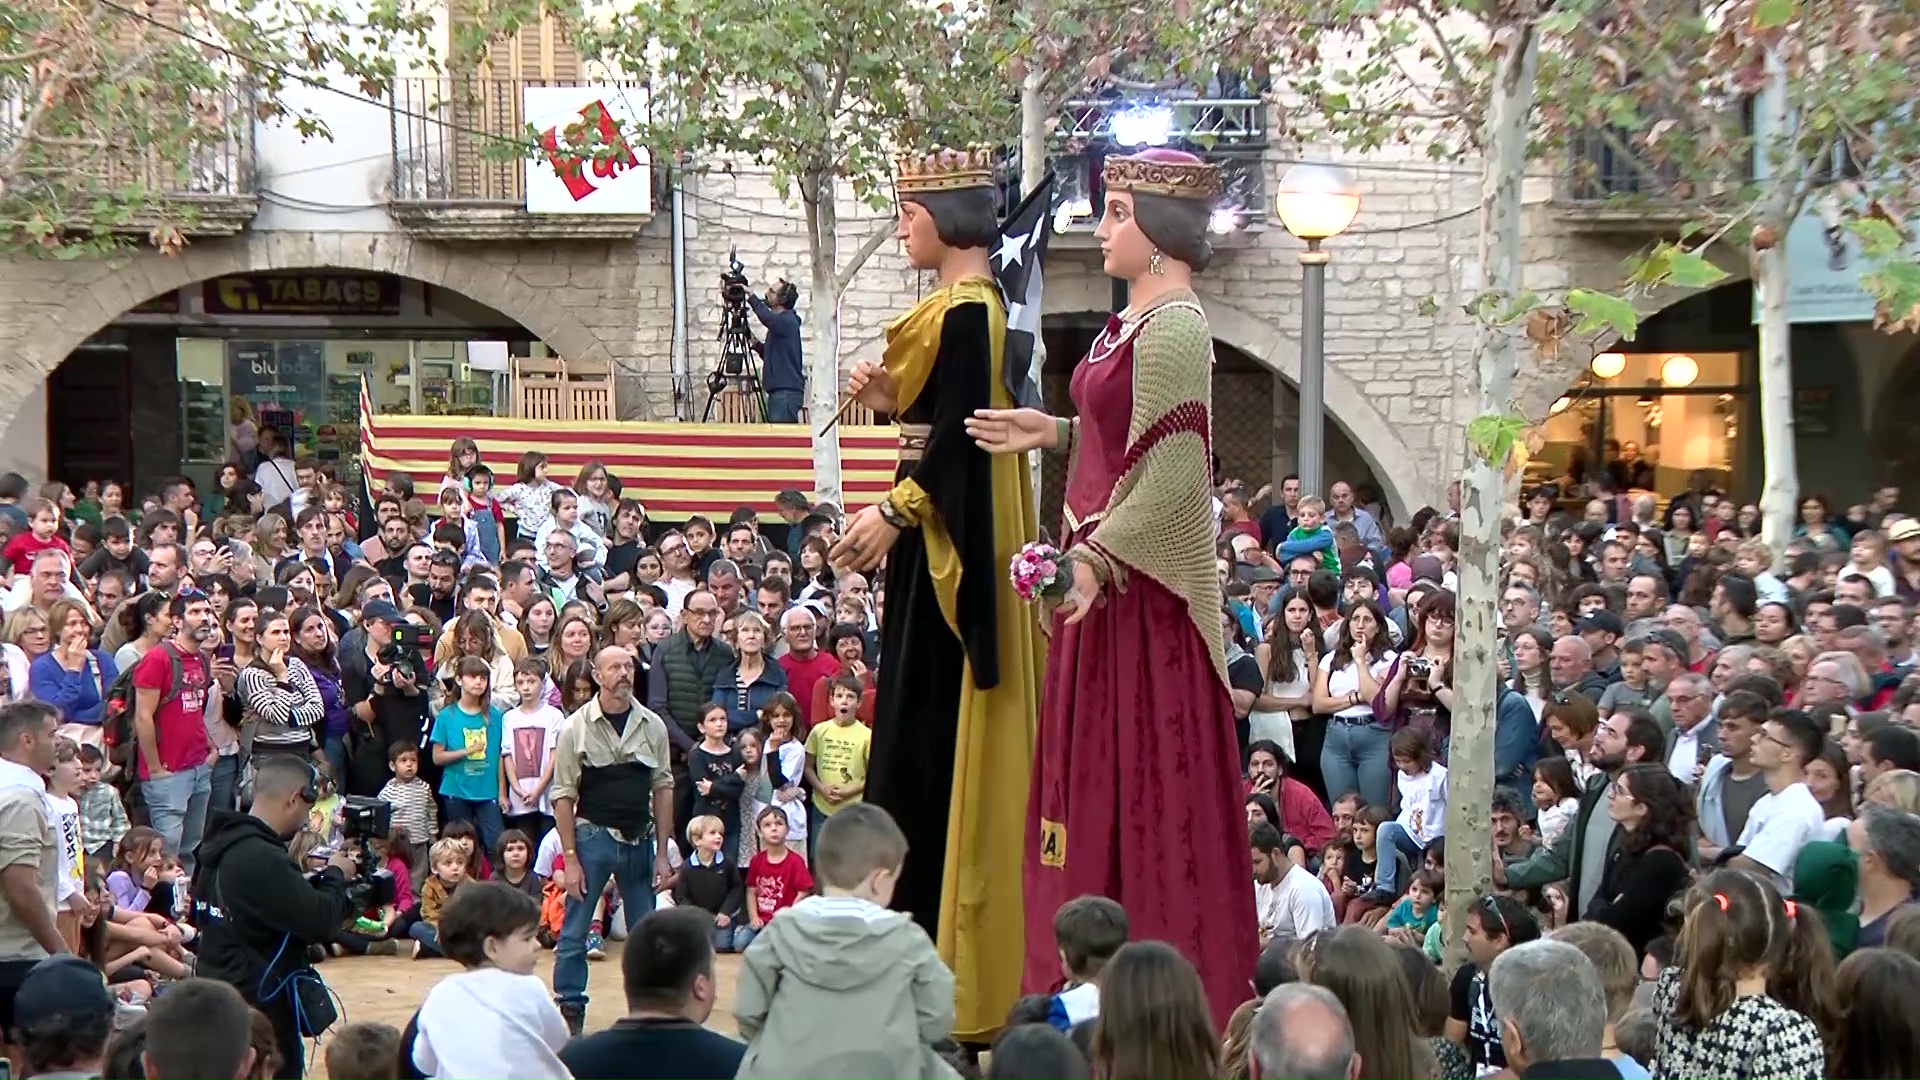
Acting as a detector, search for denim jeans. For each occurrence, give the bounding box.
[711,922,756,953]
[554,823,658,1009]
[1374,821,1428,896]
[445,798,504,858]
[1321,718,1394,810]
[765,388,803,424]
[322,735,350,790]
[408,920,441,956]
[143,763,212,874]
[208,753,241,817]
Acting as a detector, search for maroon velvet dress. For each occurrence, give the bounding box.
[1021,313,1257,1028]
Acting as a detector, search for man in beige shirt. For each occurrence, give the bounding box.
[0,701,69,1035]
[549,646,675,1035]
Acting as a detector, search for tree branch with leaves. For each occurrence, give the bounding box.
[1,0,436,255]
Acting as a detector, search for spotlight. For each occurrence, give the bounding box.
[1110,105,1174,148]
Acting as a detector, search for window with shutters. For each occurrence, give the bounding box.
[444,7,585,201]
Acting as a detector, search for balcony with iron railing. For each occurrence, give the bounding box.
[385,76,655,240]
[0,83,258,237]
[1008,96,1270,246]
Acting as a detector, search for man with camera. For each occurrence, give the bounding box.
[745,279,804,424]
[193,755,360,1079]
[339,600,429,797]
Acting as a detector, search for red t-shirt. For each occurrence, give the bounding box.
[133,645,212,780]
[746,848,815,922]
[779,650,841,726]
[4,533,70,575]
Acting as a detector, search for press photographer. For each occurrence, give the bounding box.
[193,756,361,1079]
[340,599,431,797]
[743,274,803,423]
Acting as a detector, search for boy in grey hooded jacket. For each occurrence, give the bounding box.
[733,803,959,1079]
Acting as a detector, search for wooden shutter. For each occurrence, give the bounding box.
[448,5,582,200]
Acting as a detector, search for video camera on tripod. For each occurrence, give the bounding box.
[705,247,768,420]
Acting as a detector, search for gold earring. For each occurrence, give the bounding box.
[1149,249,1164,275]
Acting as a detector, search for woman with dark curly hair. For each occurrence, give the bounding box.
[1587,763,1695,954]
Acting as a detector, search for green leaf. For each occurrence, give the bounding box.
[1566,289,1641,341]
[1467,413,1528,467]
[1848,218,1907,259]
[1752,0,1795,29]
[1664,249,1731,289]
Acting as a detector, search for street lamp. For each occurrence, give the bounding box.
[1276,163,1361,498]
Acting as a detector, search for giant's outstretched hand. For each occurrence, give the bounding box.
[966,408,1057,454]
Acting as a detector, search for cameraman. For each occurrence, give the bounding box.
[194,755,358,1079]
[746,279,804,423]
[339,600,428,797]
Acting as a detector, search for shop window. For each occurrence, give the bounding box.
[1533,352,1744,495]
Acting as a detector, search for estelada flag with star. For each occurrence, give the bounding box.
[993,172,1055,409]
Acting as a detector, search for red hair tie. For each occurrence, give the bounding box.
[1712,893,1729,911]
[1784,899,1797,919]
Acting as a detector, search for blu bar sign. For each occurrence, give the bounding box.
[204,273,404,316]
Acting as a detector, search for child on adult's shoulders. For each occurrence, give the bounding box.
[733,803,958,1079]
[1278,495,1340,574]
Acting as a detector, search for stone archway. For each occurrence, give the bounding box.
[8,231,635,434]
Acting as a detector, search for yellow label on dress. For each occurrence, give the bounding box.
[1039,819,1066,868]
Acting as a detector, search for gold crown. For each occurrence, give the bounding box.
[893,145,997,194]
[1103,154,1223,202]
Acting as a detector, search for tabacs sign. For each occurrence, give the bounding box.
[205,273,404,316]
[524,86,653,216]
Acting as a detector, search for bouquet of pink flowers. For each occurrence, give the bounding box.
[1009,541,1071,603]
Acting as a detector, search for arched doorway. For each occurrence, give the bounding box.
[19,264,553,499]
[1039,315,1385,534]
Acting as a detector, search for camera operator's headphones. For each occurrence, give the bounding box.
[292,758,322,805]
[772,280,799,309]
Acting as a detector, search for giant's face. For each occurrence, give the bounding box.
[1094,188,1153,280]
[895,199,945,271]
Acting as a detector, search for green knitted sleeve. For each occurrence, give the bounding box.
[1070,301,1228,686]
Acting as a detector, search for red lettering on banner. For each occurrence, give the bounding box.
[538,100,640,203]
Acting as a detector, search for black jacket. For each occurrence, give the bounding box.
[191,810,356,1005]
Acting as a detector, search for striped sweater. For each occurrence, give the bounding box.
[235,659,325,751]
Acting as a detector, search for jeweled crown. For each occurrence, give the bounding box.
[893,145,997,194]
[1103,151,1223,201]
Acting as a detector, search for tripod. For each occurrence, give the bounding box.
[702,296,767,422]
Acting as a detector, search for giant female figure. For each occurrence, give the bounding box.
[832,147,1043,1040]
[967,148,1256,1024]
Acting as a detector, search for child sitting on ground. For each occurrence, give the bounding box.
[411,838,468,959]
[496,829,542,904]
[675,815,747,953]
[1383,869,1443,946]
[413,881,571,1078]
[1047,894,1129,1033]
[744,807,814,937]
[733,803,956,1079]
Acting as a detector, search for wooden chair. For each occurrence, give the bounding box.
[511,356,567,421]
[566,357,616,422]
